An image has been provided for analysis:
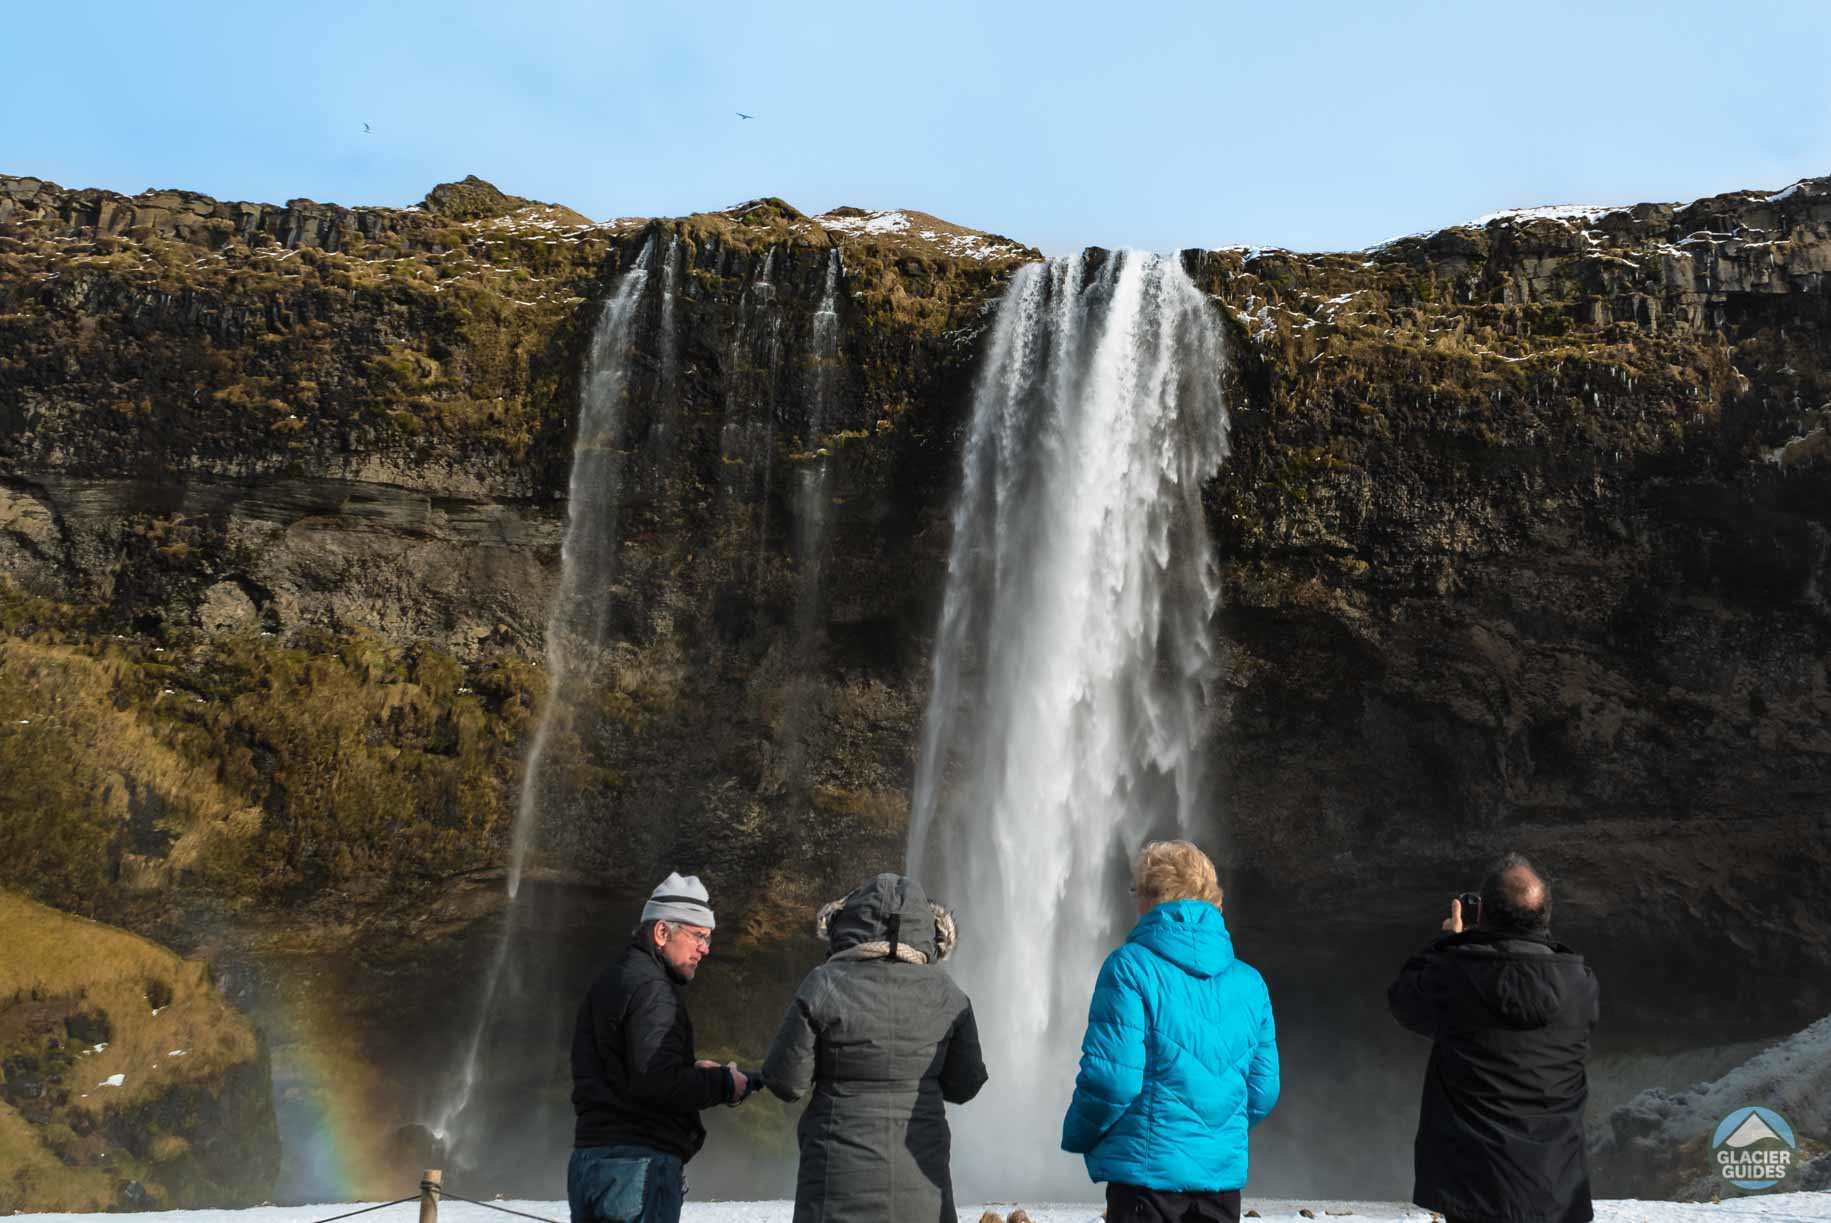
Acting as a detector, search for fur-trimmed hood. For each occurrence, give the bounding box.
[815,873,956,962]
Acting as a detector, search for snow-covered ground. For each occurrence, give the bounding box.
[1602,1015,1831,1152]
[15,1197,1831,1223]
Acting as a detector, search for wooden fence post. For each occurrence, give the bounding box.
[420,1169,443,1223]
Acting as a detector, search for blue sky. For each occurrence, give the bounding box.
[4,0,1828,255]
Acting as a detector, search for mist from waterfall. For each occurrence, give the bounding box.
[907,250,1230,1199]
[432,234,664,1162]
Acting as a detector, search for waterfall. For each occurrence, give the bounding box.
[506,236,658,898]
[718,247,786,572]
[794,249,843,583]
[648,235,682,479]
[776,248,844,792]
[807,248,841,436]
[432,235,662,1161]
[907,250,1230,1198]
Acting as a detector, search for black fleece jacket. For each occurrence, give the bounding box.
[571,939,733,1160]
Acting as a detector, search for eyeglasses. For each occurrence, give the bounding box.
[670,926,712,949]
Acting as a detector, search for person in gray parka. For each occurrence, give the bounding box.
[762,873,988,1223]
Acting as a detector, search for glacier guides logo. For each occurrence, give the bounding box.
[1711,1107,1796,1191]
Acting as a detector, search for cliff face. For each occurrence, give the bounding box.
[1193,186,1831,1029]
[1,171,1827,1202]
[0,175,1034,919]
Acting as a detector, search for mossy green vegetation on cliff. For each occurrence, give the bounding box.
[0,891,276,1212]
[0,588,542,909]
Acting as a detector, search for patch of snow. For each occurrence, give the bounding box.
[1767,182,1805,204]
[818,210,912,237]
[1599,1013,1831,1158]
[812,210,1026,262]
[14,1197,1831,1223]
[168,1049,187,1057]
[89,1042,107,1054]
[1471,204,1623,227]
[1764,428,1824,466]
[97,1073,125,1088]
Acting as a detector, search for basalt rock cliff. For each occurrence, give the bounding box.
[0,170,1826,1203]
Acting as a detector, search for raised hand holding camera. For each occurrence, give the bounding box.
[1444,891,1481,934]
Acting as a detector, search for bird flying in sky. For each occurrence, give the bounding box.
[363,122,371,133]
[736,112,754,120]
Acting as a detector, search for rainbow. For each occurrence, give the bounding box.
[267,975,404,1203]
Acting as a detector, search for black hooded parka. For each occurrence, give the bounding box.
[1388,929,1600,1223]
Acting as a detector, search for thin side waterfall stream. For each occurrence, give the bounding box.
[908,251,1230,1199]
[777,250,844,785]
[431,236,663,1159]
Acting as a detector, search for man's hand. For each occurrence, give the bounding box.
[695,1060,721,1070]
[727,1062,749,1102]
[1442,897,1465,934]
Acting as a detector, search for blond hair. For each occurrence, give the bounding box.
[1132,840,1224,909]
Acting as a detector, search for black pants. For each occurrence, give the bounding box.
[1106,1182,1242,1223]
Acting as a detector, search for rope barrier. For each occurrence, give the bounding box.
[304,1196,421,1223]
[436,1190,570,1223]
[295,1179,571,1223]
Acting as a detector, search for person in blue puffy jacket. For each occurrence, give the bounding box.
[1061,840,1279,1223]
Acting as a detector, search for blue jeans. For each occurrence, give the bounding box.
[567,1145,684,1223]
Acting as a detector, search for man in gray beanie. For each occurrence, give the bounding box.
[568,873,759,1223]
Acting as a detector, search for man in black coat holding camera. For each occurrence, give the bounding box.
[1388,854,1600,1223]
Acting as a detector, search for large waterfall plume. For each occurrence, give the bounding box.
[908,250,1230,1198]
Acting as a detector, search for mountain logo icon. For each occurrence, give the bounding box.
[1723,1111,1782,1148]
[1710,1107,1797,1192]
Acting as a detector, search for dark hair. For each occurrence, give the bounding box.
[1479,853,1551,935]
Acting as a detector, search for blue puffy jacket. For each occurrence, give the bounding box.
[1060,899,1279,1192]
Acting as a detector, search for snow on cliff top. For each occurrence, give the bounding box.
[812,208,1033,262]
[16,1197,1831,1223]
[1468,203,1625,226]
[1366,202,1629,249]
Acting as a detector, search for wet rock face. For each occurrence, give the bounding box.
[0,173,1826,1200]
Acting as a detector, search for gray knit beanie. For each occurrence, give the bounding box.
[640,872,716,930]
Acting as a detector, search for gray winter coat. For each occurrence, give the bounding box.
[763,874,988,1223]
